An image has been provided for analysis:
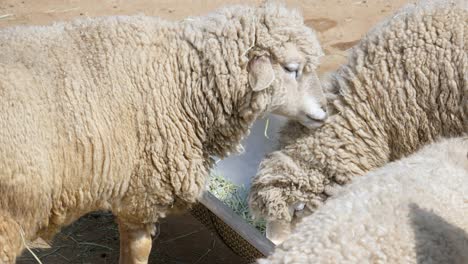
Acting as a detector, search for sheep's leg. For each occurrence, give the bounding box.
[117,220,155,264]
[0,211,23,264]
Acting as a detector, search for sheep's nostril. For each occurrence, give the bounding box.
[321,109,328,119]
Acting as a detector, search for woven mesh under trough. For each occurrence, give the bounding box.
[190,202,264,263]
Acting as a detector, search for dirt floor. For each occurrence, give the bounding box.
[17,212,243,264]
[1,0,411,263]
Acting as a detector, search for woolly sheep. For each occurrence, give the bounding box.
[257,136,468,264]
[0,3,327,263]
[249,0,467,245]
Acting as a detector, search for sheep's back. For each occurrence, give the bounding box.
[341,5,467,159]
[0,18,158,231]
[259,137,468,264]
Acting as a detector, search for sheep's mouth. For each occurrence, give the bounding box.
[306,113,326,123]
[299,113,327,129]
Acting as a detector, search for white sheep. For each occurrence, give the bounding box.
[257,136,468,264]
[0,3,327,263]
[249,0,467,245]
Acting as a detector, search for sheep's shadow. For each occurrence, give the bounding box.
[409,203,468,264]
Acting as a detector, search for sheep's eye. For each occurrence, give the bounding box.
[283,64,300,79]
[294,202,305,211]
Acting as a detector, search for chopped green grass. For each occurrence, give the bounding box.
[208,174,266,234]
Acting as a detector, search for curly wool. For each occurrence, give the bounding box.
[258,136,468,264]
[249,0,467,223]
[0,3,324,263]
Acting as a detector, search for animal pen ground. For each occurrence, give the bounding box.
[0,0,409,263]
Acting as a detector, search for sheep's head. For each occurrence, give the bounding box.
[191,2,326,130]
[251,188,320,245]
[248,150,331,244]
[246,2,327,129]
[256,184,342,245]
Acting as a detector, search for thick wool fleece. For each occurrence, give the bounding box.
[0,3,323,262]
[249,0,467,222]
[258,137,468,264]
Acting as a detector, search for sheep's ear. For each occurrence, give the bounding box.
[248,56,275,91]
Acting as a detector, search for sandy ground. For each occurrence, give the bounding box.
[0,0,411,73]
[1,0,411,263]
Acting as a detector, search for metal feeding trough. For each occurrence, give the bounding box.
[189,116,284,262]
[190,191,276,263]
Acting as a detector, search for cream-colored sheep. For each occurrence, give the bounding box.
[258,136,468,264]
[249,0,467,245]
[0,3,327,263]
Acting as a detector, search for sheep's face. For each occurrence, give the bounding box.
[249,150,322,244]
[265,201,313,245]
[265,219,291,245]
[248,43,327,129]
